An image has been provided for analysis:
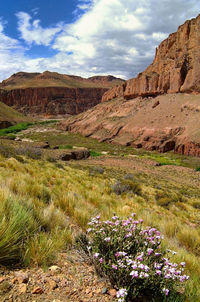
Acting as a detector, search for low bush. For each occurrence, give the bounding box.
[86,214,189,302]
[16,146,42,159]
[112,180,142,196]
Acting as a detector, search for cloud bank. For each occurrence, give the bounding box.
[0,0,199,81]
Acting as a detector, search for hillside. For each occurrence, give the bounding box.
[0,71,124,90]
[61,15,200,157]
[0,101,30,128]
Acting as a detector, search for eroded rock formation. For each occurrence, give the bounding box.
[0,87,107,116]
[60,93,200,157]
[103,14,200,102]
[0,72,124,116]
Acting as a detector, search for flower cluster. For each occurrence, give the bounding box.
[87,214,189,301]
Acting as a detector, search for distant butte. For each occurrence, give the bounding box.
[0,71,124,117]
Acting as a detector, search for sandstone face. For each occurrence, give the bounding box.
[60,94,200,157]
[102,14,200,102]
[0,87,107,116]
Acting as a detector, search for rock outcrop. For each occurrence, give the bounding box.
[0,87,107,116]
[102,14,200,102]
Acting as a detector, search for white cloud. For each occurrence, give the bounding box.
[0,0,200,81]
[16,12,63,46]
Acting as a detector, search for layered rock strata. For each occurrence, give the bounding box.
[102,14,200,102]
[0,87,107,116]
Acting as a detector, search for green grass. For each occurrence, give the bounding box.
[20,124,200,170]
[90,150,102,157]
[59,144,73,150]
[0,122,33,136]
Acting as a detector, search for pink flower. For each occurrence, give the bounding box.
[163,288,169,296]
[112,264,118,270]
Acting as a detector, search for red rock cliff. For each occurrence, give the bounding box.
[0,87,108,116]
[102,14,200,102]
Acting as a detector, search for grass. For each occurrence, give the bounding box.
[20,124,200,170]
[0,102,30,123]
[0,153,198,300]
[1,124,200,300]
[0,122,33,136]
[0,120,58,137]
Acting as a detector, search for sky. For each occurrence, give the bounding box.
[0,0,199,81]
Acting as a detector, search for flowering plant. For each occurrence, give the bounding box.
[87,214,189,301]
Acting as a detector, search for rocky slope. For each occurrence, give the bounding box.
[0,71,124,116]
[60,94,200,157]
[60,15,200,157]
[102,14,200,102]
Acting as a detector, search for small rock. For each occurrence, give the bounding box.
[48,279,58,290]
[85,288,90,294]
[18,284,27,294]
[0,277,5,284]
[32,287,44,294]
[0,281,12,294]
[14,272,29,284]
[102,287,108,294]
[109,289,117,297]
[49,265,61,273]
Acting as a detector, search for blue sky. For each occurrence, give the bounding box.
[0,0,199,81]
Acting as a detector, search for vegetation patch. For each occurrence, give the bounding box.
[0,122,33,136]
[83,215,189,301]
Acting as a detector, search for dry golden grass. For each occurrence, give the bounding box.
[0,152,199,300]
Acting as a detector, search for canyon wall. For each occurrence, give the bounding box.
[0,87,108,116]
[102,14,200,102]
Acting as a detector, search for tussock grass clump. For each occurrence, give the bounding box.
[0,198,37,265]
[156,191,186,208]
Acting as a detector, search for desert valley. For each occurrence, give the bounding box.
[0,7,200,302]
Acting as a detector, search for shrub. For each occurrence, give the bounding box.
[112,180,142,196]
[16,146,42,159]
[86,215,189,302]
